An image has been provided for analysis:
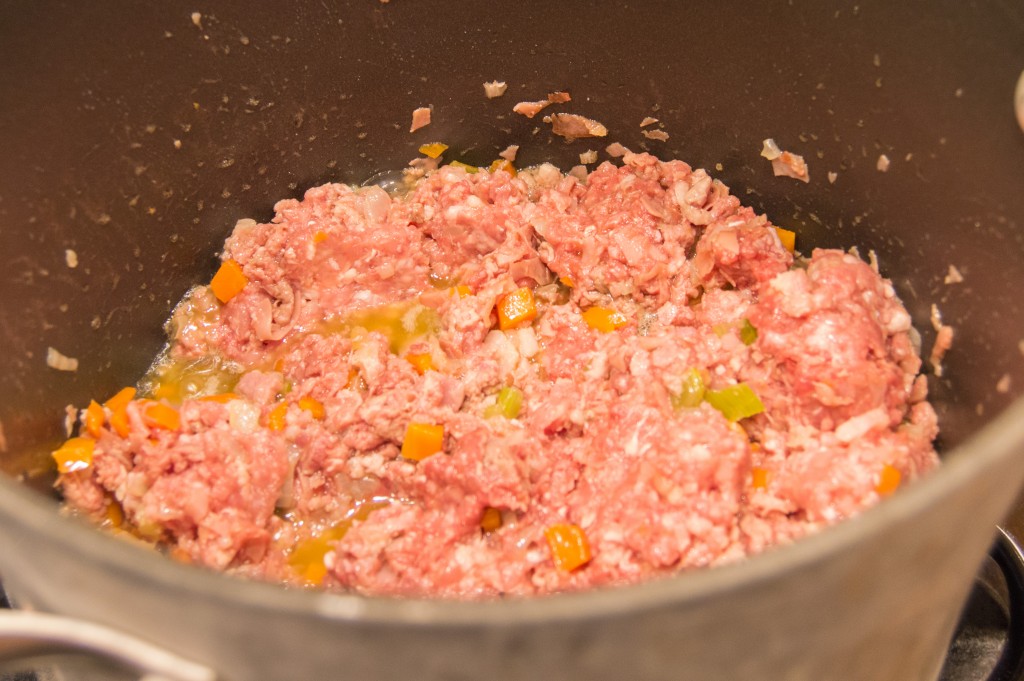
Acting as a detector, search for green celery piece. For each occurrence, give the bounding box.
[671,368,706,410]
[740,319,758,346]
[485,386,523,419]
[704,383,765,422]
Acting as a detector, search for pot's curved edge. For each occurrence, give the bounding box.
[3,395,1023,628]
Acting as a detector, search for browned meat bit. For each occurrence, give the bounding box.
[639,116,659,127]
[410,106,432,133]
[545,113,608,140]
[929,304,954,377]
[546,91,571,104]
[513,100,551,118]
[499,144,519,161]
[579,149,598,164]
[605,142,630,157]
[642,129,669,141]
[483,81,508,98]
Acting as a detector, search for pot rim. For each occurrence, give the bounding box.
[3,397,1024,627]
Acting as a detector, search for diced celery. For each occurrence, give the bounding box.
[740,319,758,346]
[671,368,706,409]
[704,383,765,422]
[485,386,524,419]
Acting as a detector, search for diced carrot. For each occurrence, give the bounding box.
[480,507,502,532]
[313,231,328,244]
[544,523,592,571]
[496,287,537,330]
[143,402,181,431]
[876,464,902,496]
[559,275,575,288]
[199,392,239,403]
[775,227,796,253]
[582,306,628,333]
[104,386,136,413]
[405,352,435,375]
[84,400,105,438]
[298,396,325,420]
[105,499,124,528]
[273,358,286,372]
[751,467,769,489]
[52,437,95,474]
[450,285,472,298]
[418,142,449,159]
[401,422,444,461]
[109,409,131,437]
[488,158,517,176]
[266,401,288,431]
[210,259,248,304]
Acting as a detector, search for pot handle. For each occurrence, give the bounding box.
[0,609,217,681]
[987,526,1024,681]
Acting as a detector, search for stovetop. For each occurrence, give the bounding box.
[2,530,1022,681]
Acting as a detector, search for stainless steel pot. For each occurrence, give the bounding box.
[1,2,1023,679]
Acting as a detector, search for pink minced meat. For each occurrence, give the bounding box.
[59,152,940,599]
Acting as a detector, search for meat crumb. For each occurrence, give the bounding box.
[0,419,7,454]
[513,100,551,119]
[483,81,508,99]
[996,374,1012,394]
[929,304,954,377]
[605,142,630,157]
[546,91,571,104]
[409,107,432,133]
[568,165,589,181]
[190,12,203,29]
[498,144,519,162]
[65,249,79,269]
[546,113,608,140]
[47,347,79,372]
[641,129,669,142]
[579,150,598,164]
[944,265,964,285]
[827,171,838,184]
[761,138,810,183]
[639,117,659,127]
[877,154,891,172]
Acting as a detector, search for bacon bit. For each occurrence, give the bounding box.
[210,259,248,303]
[496,287,538,330]
[401,422,444,461]
[605,142,630,158]
[876,464,902,496]
[266,402,288,431]
[546,113,608,140]
[298,397,325,420]
[640,116,659,127]
[409,106,432,133]
[84,400,105,438]
[480,507,502,532]
[52,437,95,474]
[513,100,551,118]
[545,523,591,571]
[641,129,669,142]
[143,402,181,431]
[405,352,435,375]
[546,91,571,104]
[579,150,598,164]
[418,142,448,159]
[498,144,519,161]
[483,81,508,99]
[944,265,964,285]
[761,139,810,183]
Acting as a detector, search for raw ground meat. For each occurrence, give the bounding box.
[57,152,940,599]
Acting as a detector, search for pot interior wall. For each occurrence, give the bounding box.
[1,0,1023,480]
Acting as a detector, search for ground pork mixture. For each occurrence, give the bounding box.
[54,152,939,599]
